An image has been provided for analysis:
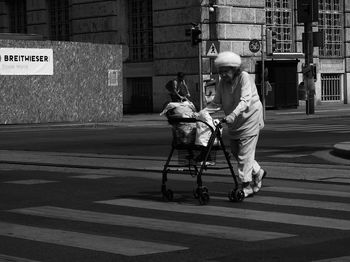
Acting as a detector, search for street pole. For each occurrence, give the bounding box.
[304,21,315,115]
[261,24,266,120]
[199,33,203,110]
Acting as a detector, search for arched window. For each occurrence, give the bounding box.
[266,0,293,53]
[48,0,70,41]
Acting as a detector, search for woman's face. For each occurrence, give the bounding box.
[218,66,237,83]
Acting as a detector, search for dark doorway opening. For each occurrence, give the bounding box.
[127,77,153,113]
[256,60,299,109]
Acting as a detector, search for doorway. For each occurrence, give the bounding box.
[126,77,153,113]
[257,60,299,108]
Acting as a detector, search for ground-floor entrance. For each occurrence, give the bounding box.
[124,77,153,113]
[257,60,299,109]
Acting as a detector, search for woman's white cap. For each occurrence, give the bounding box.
[214,51,241,68]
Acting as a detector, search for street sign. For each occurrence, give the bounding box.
[249,39,260,53]
[206,42,219,57]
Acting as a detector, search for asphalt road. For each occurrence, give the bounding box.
[0,116,349,261]
[0,116,349,165]
[0,166,349,262]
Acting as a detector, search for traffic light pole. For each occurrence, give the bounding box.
[198,39,203,110]
[187,23,203,110]
[304,21,315,115]
[261,24,266,120]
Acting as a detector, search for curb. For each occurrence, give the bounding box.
[0,112,348,130]
[333,142,350,159]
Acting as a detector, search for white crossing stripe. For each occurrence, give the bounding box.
[332,130,350,133]
[211,196,350,212]
[4,179,57,185]
[268,153,308,158]
[0,254,40,262]
[0,222,187,256]
[266,124,350,133]
[311,256,350,262]
[8,206,295,242]
[264,186,350,198]
[96,198,350,230]
[71,174,113,179]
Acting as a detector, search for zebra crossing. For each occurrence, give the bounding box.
[265,123,350,133]
[2,182,350,261]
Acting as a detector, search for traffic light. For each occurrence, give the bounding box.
[297,0,318,23]
[191,26,202,46]
[266,29,277,55]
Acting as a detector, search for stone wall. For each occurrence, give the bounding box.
[213,0,265,73]
[71,0,127,45]
[153,0,201,110]
[0,40,123,124]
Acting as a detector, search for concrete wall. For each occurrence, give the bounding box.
[0,40,123,124]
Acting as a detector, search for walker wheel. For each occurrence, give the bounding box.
[228,189,244,202]
[193,188,199,199]
[202,186,209,193]
[164,189,174,201]
[193,186,209,199]
[198,192,210,205]
[162,185,174,201]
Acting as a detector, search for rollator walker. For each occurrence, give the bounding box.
[161,117,245,205]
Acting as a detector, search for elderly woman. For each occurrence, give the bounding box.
[206,51,266,197]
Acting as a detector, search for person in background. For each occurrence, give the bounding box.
[167,72,191,102]
[205,51,266,197]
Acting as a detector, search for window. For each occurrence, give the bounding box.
[9,0,27,34]
[49,0,70,41]
[321,73,341,101]
[318,0,343,57]
[128,0,153,61]
[266,0,293,52]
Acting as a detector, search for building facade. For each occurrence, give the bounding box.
[1,0,349,113]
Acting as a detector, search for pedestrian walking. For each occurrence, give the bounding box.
[166,72,191,102]
[205,51,266,197]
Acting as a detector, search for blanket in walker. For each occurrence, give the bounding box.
[160,101,197,145]
[195,110,221,147]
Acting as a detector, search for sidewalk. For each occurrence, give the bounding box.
[121,103,350,127]
[265,103,350,121]
[0,102,349,129]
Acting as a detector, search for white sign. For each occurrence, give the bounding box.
[207,43,218,57]
[108,69,119,86]
[0,48,53,75]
